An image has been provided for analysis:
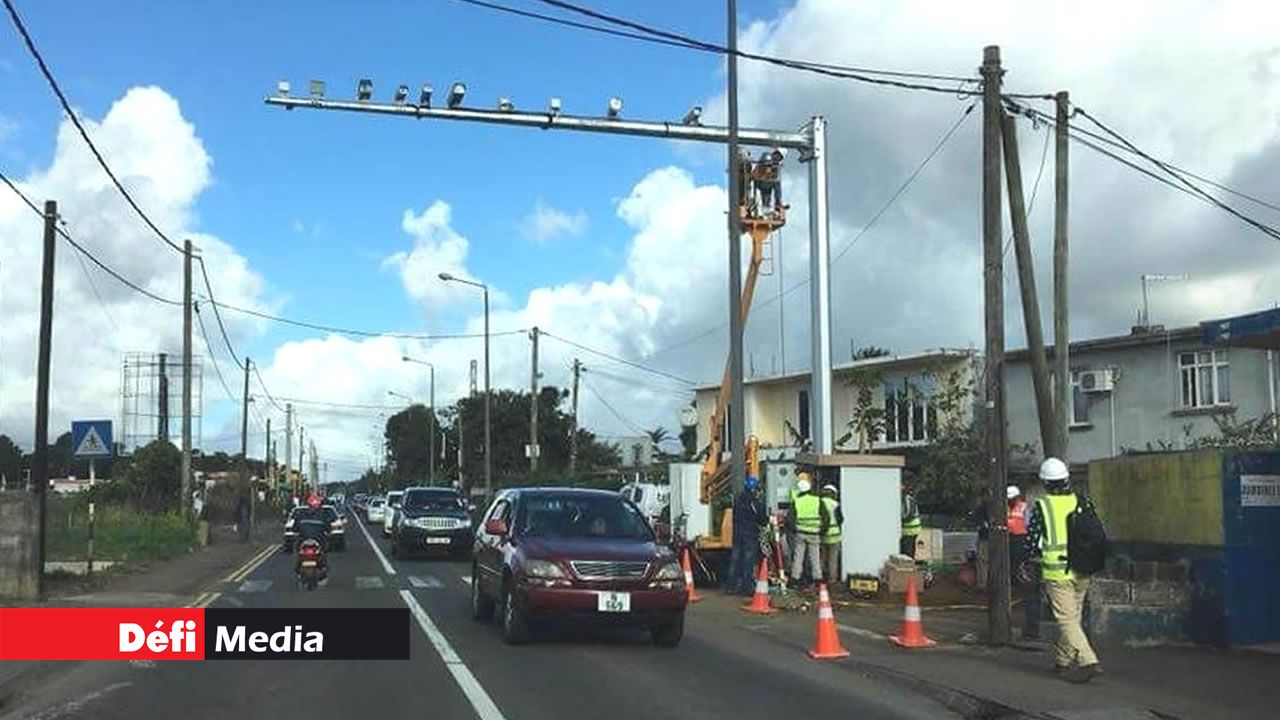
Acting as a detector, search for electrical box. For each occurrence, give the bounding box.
[796,452,904,578]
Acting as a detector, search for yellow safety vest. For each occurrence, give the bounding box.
[902,499,922,537]
[1038,494,1078,582]
[821,498,841,544]
[794,494,821,535]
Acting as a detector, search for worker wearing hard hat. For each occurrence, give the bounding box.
[789,474,824,587]
[728,475,768,596]
[819,484,844,587]
[1008,484,1041,640]
[752,148,787,215]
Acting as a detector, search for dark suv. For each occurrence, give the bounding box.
[391,487,473,559]
[471,488,687,646]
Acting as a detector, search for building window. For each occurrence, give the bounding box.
[797,389,811,440]
[1069,371,1090,425]
[883,377,934,444]
[1180,350,1230,409]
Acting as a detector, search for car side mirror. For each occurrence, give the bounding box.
[468,503,477,513]
[484,518,508,536]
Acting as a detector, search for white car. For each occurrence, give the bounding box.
[366,497,386,524]
[382,490,404,537]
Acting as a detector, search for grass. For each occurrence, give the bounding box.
[45,497,196,563]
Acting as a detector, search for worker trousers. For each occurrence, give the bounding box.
[820,543,841,586]
[1045,577,1099,668]
[791,533,823,584]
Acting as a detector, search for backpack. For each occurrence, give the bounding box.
[1066,494,1107,575]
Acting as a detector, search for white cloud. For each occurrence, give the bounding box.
[380,201,484,310]
[520,201,587,243]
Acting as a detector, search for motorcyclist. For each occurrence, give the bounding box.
[293,494,330,580]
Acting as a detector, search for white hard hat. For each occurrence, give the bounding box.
[796,478,812,493]
[1006,485,1021,499]
[1039,458,1070,482]
[822,484,838,494]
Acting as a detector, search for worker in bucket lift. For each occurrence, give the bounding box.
[789,474,823,588]
[728,475,767,596]
[819,484,844,588]
[752,148,787,214]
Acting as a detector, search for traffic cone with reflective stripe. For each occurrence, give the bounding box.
[806,582,849,659]
[742,557,776,614]
[889,576,936,648]
[681,547,703,603]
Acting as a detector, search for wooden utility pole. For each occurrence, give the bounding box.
[570,358,582,477]
[981,45,1012,645]
[240,357,252,539]
[284,403,293,499]
[1053,91,1071,459]
[298,425,305,494]
[529,326,540,474]
[32,200,58,598]
[1001,110,1058,459]
[181,240,193,519]
[265,417,272,490]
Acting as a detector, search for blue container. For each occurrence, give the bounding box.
[1221,452,1280,645]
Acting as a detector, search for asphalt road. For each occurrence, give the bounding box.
[3,515,962,720]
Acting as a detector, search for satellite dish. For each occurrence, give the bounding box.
[679,406,699,428]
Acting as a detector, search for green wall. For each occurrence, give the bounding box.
[1089,451,1223,547]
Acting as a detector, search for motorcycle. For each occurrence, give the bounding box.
[294,522,330,591]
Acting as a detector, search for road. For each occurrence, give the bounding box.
[3,515,962,720]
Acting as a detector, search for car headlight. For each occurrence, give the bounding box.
[654,561,683,580]
[524,559,566,579]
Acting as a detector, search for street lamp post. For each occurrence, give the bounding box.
[402,356,436,486]
[439,273,491,499]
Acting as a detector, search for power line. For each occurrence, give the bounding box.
[581,376,647,435]
[196,257,245,370]
[200,297,527,340]
[274,397,402,411]
[1002,118,1052,259]
[2,0,185,255]
[194,302,238,404]
[252,364,287,412]
[583,366,692,397]
[541,330,695,385]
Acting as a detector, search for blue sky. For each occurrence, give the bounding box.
[4,0,785,358]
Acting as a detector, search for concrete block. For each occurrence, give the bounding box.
[1132,560,1159,582]
[1132,581,1190,608]
[1088,578,1133,605]
[1087,604,1188,648]
[1155,560,1191,583]
[1105,554,1134,581]
[0,491,40,601]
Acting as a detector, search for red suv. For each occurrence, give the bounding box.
[471,488,687,646]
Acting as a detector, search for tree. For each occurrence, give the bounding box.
[120,439,182,511]
[384,403,442,488]
[1189,411,1279,450]
[0,434,23,488]
[841,369,886,452]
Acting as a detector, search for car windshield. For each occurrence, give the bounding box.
[292,507,338,524]
[403,490,464,511]
[387,493,403,508]
[515,493,653,540]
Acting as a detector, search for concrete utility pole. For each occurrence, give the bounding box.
[1001,110,1058,459]
[981,45,1012,645]
[726,0,747,496]
[570,359,582,477]
[529,326,540,474]
[1053,91,1071,458]
[284,403,293,499]
[298,425,305,495]
[181,239,193,519]
[265,418,272,489]
[240,357,252,537]
[33,200,58,597]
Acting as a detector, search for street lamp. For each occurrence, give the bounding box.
[439,272,491,500]
[402,356,436,486]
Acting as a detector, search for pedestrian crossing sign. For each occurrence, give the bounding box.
[71,420,113,459]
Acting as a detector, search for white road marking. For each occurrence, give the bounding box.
[128,660,156,669]
[408,575,442,588]
[399,590,507,720]
[223,595,245,607]
[354,515,396,576]
[838,623,888,641]
[461,575,472,585]
[355,576,386,590]
[238,579,273,593]
[190,545,277,608]
[26,682,132,720]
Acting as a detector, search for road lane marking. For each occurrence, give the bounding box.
[25,682,132,720]
[189,544,279,608]
[238,579,272,593]
[355,576,386,590]
[399,590,507,720]
[354,514,397,576]
[838,623,888,641]
[408,575,442,588]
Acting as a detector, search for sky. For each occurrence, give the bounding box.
[3,0,1280,480]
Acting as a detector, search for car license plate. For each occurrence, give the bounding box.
[300,560,317,567]
[597,591,631,613]
[425,537,451,545]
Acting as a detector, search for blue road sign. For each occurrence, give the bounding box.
[71,420,113,459]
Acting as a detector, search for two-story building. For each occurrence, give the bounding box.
[692,348,980,454]
[1005,321,1279,464]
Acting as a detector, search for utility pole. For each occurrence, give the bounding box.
[240,357,252,539]
[298,425,305,496]
[265,417,272,491]
[570,359,582,477]
[726,0,746,496]
[1001,110,1057,458]
[284,403,293,500]
[32,200,57,598]
[181,239,193,520]
[981,45,1012,646]
[529,326,540,474]
[1053,91,1071,459]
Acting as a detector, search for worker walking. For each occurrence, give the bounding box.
[1008,484,1042,639]
[790,475,823,587]
[1027,458,1102,681]
[729,475,767,596]
[900,476,921,558]
[819,484,844,588]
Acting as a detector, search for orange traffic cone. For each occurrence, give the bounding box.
[742,557,776,614]
[806,582,849,659]
[889,576,936,648]
[681,547,703,603]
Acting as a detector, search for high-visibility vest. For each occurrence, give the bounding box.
[1008,498,1028,536]
[821,498,841,544]
[902,494,922,537]
[794,494,822,535]
[1037,494,1078,582]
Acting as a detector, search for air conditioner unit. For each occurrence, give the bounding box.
[1079,369,1114,393]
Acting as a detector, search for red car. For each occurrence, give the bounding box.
[470,487,687,646]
